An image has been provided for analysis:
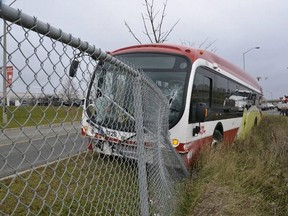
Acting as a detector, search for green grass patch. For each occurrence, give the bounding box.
[0,153,140,215]
[0,105,82,129]
[177,115,288,216]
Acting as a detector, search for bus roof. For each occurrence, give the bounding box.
[112,43,262,93]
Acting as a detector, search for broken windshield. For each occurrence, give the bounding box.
[85,62,135,132]
[116,53,191,127]
[85,53,191,130]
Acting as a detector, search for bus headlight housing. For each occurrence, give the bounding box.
[172,139,179,147]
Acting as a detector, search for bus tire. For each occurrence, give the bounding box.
[211,129,223,147]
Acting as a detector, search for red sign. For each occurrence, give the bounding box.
[5,66,13,87]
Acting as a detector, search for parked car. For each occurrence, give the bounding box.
[63,99,81,107]
[266,103,275,110]
[261,103,268,111]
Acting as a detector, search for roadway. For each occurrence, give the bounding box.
[0,123,87,179]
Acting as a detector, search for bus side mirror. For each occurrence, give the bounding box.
[195,102,208,122]
[69,59,80,77]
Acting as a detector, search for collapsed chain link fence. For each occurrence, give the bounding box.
[0,2,189,216]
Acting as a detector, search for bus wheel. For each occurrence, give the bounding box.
[211,129,223,147]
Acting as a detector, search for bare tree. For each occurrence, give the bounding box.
[59,77,79,102]
[125,0,179,44]
[181,38,218,53]
[125,0,218,52]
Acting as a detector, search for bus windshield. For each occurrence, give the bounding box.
[116,53,191,127]
[85,53,191,131]
[85,62,135,132]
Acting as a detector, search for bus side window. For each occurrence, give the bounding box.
[189,70,212,123]
[251,93,256,105]
[213,74,229,111]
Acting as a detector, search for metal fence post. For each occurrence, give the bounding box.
[1,19,7,124]
[134,76,149,216]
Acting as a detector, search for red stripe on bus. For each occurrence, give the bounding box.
[176,127,239,167]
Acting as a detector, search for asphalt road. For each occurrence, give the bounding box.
[0,123,87,179]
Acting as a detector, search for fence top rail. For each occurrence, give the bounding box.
[0,2,114,65]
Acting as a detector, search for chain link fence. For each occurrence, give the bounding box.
[0,2,188,216]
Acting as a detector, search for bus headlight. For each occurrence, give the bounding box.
[172,139,179,147]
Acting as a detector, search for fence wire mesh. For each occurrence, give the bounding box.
[0,2,188,215]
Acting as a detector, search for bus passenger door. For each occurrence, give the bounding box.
[189,67,212,138]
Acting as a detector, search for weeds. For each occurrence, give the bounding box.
[178,116,288,215]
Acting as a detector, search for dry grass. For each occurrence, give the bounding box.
[177,115,288,216]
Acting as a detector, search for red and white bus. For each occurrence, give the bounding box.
[80,44,262,167]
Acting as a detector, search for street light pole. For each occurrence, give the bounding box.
[242,46,260,70]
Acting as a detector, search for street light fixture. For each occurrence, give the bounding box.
[242,46,260,70]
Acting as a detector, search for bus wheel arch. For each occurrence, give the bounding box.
[211,123,223,146]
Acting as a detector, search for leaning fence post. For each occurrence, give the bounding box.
[134,75,149,216]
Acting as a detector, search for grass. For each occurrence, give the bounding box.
[0,104,141,215]
[177,115,288,215]
[0,153,140,215]
[0,105,82,129]
[1,112,287,215]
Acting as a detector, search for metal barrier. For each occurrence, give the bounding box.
[0,2,188,215]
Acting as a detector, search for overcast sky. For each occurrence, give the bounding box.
[4,0,288,99]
